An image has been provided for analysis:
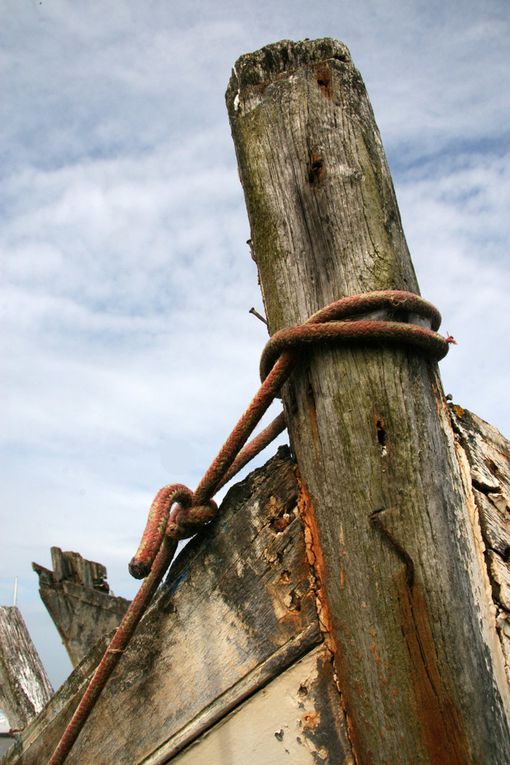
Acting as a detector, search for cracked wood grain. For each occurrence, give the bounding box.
[227,36,510,763]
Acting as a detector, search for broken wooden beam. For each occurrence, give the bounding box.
[32,548,130,667]
[0,606,53,731]
[226,37,510,763]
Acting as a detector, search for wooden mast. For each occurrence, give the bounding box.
[226,38,510,764]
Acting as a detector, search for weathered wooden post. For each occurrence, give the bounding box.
[226,38,510,763]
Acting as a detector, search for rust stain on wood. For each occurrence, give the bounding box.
[370,507,470,762]
[296,472,335,649]
[296,471,361,765]
[398,578,470,765]
[315,63,332,98]
[301,710,320,732]
[308,152,325,185]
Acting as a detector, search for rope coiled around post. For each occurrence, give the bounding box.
[48,290,454,764]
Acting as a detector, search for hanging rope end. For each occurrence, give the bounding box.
[128,558,151,579]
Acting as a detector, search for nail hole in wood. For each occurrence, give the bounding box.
[315,63,332,98]
[376,418,386,448]
[308,152,324,185]
[288,588,302,612]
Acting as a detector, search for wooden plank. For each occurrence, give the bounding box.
[226,37,510,763]
[169,645,350,765]
[4,448,323,765]
[0,606,53,731]
[142,625,321,765]
[473,488,510,559]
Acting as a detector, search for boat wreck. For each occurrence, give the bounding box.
[3,37,510,764]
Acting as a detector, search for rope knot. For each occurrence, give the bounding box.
[128,483,192,579]
[167,499,219,540]
[129,291,454,583]
[128,484,218,579]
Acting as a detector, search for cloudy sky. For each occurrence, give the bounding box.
[1,0,509,692]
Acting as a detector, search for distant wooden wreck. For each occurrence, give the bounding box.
[2,38,510,764]
[0,606,53,734]
[33,548,130,668]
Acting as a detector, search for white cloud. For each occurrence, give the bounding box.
[396,149,510,431]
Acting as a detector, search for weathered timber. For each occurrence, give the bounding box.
[1,632,111,763]
[226,38,510,763]
[0,607,53,730]
[32,548,130,667]
[3,448,353,765]
[170,645,346,765]
[450,405,510,681]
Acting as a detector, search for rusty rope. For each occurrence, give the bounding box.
[48,290,453,764]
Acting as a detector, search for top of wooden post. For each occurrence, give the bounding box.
[227,38,351,100]
[226,38,419,335]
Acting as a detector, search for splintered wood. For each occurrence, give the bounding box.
[32,548,130,667]
[450,406,510,682]
[0,607,53,730]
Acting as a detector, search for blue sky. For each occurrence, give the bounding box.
[1,0,509,691]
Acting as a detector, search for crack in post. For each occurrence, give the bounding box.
[370,508,415,588]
